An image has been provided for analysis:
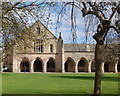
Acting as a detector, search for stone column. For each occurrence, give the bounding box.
[62,49,65,73]
[75,63,78,73]
[18,62,20,72]
[30,60,34,73]
[101,62,104,73]
[13,57,20,73]
[88,62,91,73]
[62,62,65,73]
[43,61,46,73]
[115,62,118,73]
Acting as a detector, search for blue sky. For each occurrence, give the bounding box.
[26,2,96,44]
[10,2,97,44]
[13,1,119,44]
[1,2,96,46]
[48,6,96,44]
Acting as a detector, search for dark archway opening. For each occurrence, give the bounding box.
[34,59,43,72]
[65,58,75,72]
[118,62,120,72]
[47,59,55,72]
[65,62,68,72]
[104,62,109,72]
[20,61,30,72]
[78,60,85,72]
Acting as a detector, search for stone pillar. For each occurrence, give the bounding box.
[88,62,91,73]
[43,61,46,73]
[30,60,34,73]
[62,53,65,73]
[18,63,20,72]
[75,63,78,73]
[13,57,20,73]
[115,62,118,73]
[57,32,64,73]
[101,62,104,73]
[62,62,65,73]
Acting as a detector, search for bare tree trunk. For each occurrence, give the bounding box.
[93,35,105,96]
[81,2,119,96]
[94,44,104,95]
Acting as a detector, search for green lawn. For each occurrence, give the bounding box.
[2,73,119,96]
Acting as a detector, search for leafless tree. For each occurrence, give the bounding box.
[48,1,120,95]
[81,2,119,95]
[1,2,55,72]
[1,1,120,96]
[1,2,52,63]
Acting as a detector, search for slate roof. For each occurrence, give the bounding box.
[64,44,95,52]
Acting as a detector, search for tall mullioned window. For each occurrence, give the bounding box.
[34,39,43,53]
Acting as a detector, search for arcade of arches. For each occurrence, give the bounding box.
[20,57,120,73]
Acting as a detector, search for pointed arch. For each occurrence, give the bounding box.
[20,57,30,72]
[34,57,43,72]
[64,57,75,72]
[47,57,56,72]
[78,57,89,72]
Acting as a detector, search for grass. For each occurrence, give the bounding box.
[2,73,119,96]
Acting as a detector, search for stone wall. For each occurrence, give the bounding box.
[4,20,120,73]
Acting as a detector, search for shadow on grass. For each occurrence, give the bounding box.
[2,94,119,96]
[50,75,118,82]
[2,74,9,75]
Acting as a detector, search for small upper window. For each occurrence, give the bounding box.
[37,27,41,34]
[50,44,53,53]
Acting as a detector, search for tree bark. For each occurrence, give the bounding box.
[93,35,105,96]
[81,3,118,96]
[94,44,104,95]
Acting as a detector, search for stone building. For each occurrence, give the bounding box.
[3,20,120,73]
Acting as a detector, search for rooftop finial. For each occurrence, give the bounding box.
[59,32,62,39]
